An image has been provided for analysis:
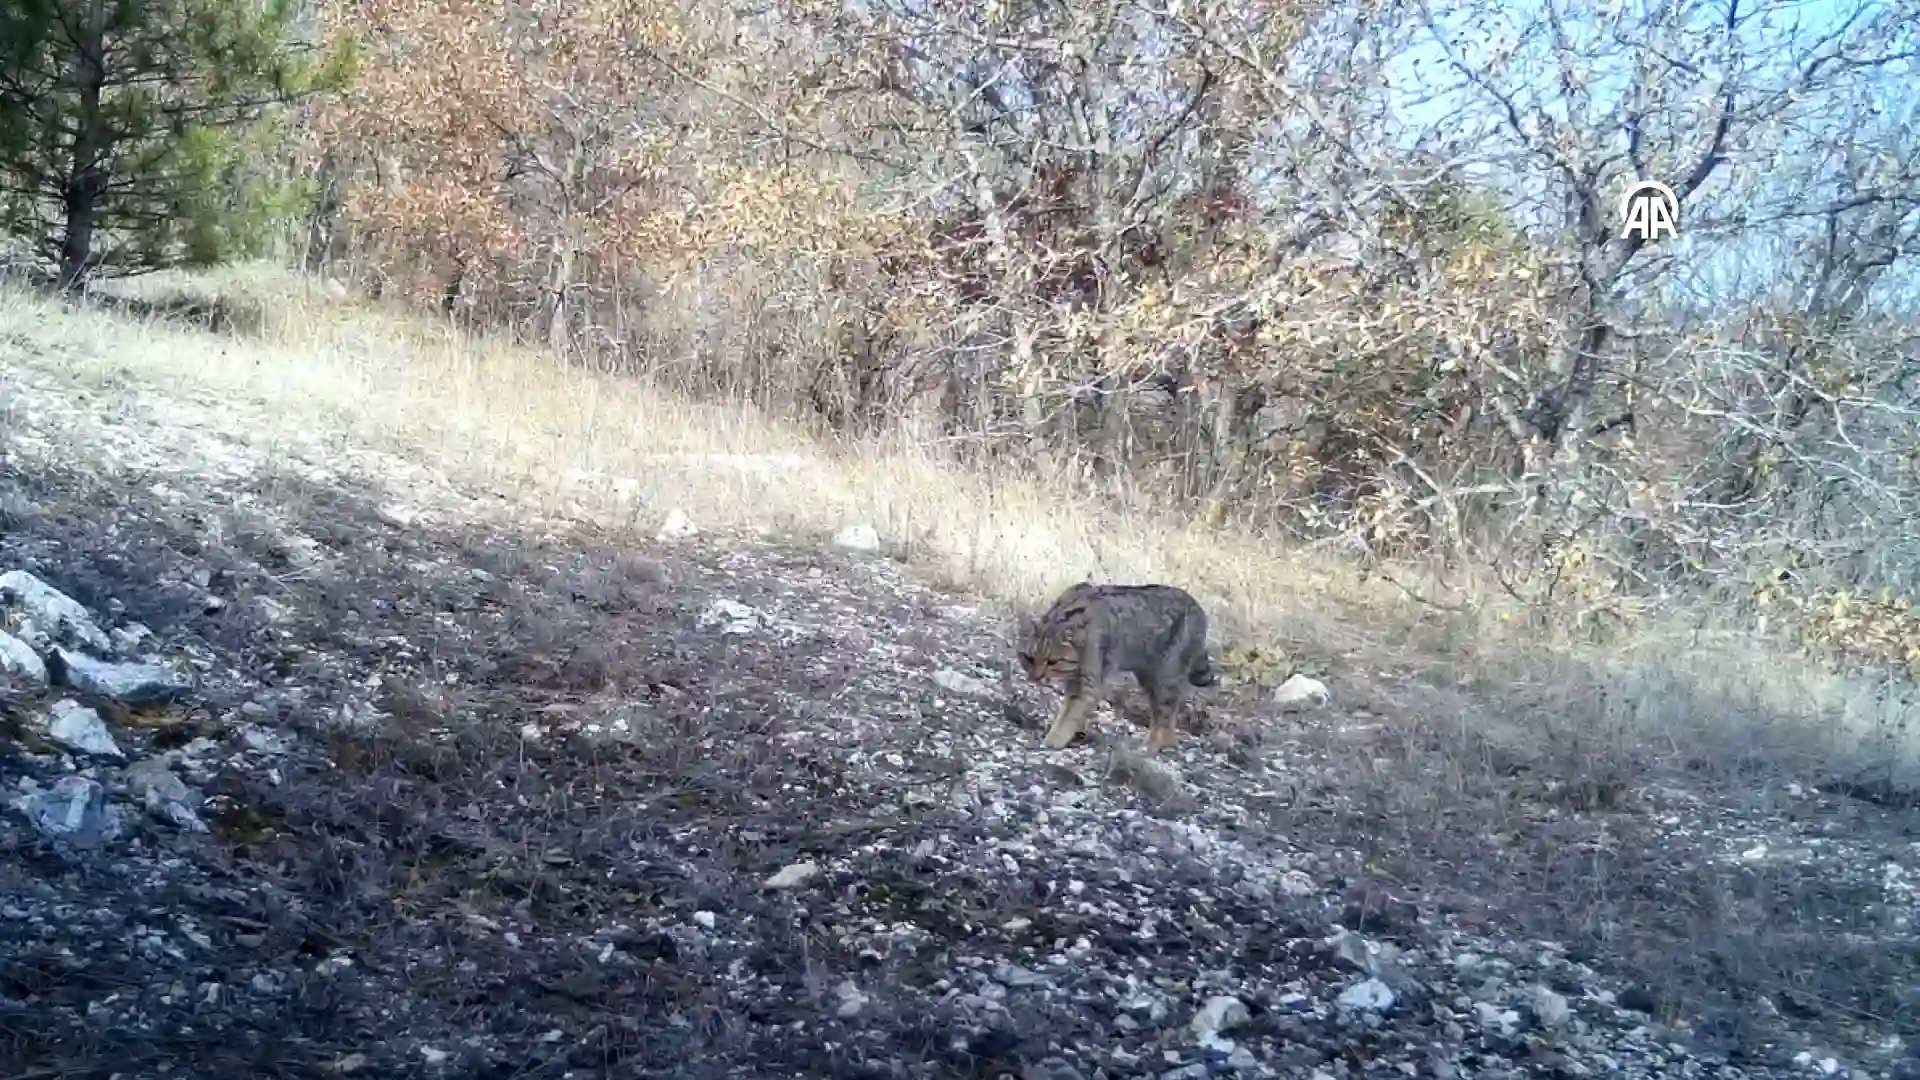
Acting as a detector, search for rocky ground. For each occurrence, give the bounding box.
[2,330,1920,1079]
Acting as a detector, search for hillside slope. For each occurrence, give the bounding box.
[0,277,1915,1078]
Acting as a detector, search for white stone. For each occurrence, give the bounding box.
[1190,995,1251,1040]
[13,775,122,843]
[52,648,190,706]
[932,668,997,699]
[0,629,47,685]
[700,599,767,636]
[1273,673,1331,709]
[655,508,697,541]
[1529,984,1572,1029]
[763,861,820,890]
[1337,978,1396,1011]
[0,570,110,651]
[45,698,124,759]
[831,523,880,551]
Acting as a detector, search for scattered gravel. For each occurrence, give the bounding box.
[0,313,1916,1078]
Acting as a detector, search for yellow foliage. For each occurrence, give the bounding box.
[1753,574,1920,677]
[1215,642,1294,689]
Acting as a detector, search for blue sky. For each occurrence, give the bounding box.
[1359,0,1917,316]
[848,0,1914,315]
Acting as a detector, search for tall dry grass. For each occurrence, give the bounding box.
[8,261,1920,1050]
[1,261,1914,788]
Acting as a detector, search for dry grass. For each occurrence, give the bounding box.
[3,261,1916,788]
[6,262,1920,1055]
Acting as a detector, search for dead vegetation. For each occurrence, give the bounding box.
[0,272,1917,1076]
[0,0,1914,1068]
[6,0,1920,1060]
[300,0,1920,699]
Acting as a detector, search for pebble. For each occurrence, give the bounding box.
[764,861,820,890]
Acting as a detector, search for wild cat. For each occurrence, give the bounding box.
[1016,582,1217,753]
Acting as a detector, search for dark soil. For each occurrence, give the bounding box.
[0,437,1916,1080]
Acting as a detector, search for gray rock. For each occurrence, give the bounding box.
[1327,928,1375,972]
[254,596,293,624]
[14,775,123,843]
[50,649,191,706]
[1223,1045,1259,1071]
[1474,1001,1522,1036]
[1191,994,1251,1040]
[239,725,293,756]
[0,571,111,652]
[1121,991,1171,1024]
[700,599,767,636]
[763,861,820,890]
[833,979,868,1018]
[127,757,208,833]
[44,698,124,759]
[0,629,47,686]
[1528,984,1572,1030]
[1104,749,1187,805]
[0,492,38,529]
[933,668,998,699]
[1338,977,1397,1012]
[1278,869,1318,897]
[993,962,1049,988]
[1021,1057,1087,1080]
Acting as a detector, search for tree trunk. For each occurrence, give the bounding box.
[303,153,346,274]
[546,242,575,358]
[58,0,111,291]
[1197,380,1239,525]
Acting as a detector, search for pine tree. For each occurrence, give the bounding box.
[0,0,353,290]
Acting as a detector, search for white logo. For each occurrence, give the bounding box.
[1619,180,1679,242]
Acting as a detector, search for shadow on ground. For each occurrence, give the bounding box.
[0,439,1916,1078]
